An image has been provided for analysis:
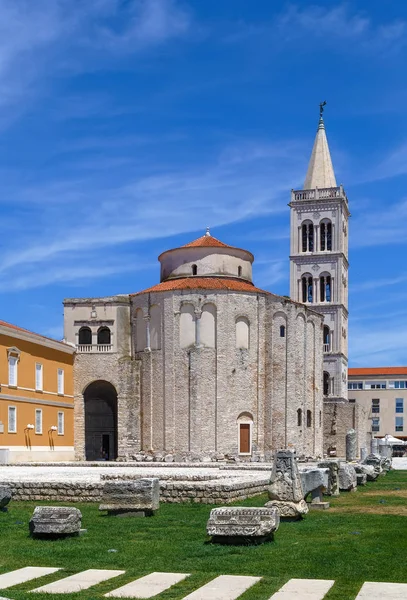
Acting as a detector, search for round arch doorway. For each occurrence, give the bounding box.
[84,380,118,461]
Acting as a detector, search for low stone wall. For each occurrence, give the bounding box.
[2,477,270,504]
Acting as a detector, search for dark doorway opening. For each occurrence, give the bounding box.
[84,380,118,461]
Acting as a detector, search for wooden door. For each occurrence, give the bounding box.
[239,424,250,453]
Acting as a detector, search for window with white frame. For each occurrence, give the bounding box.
[8,357,18,387]
[57,411,64,435]
[35,363,43,391]
[372,417,380,432]
[348,382,363,390]
[8,406,16,433]
[396,398,404,413]
[389,381,407,389]
[365,381,386,390]
[57,369,64,395]
[35,409,42,434]
[396,416,404,432]
[372,399,380,413]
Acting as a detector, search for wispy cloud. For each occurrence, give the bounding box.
[350,198,407,249]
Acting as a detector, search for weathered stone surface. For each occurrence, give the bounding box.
[346,429,357,462]
[317,460,340,496]
[370,438,379,455]
[338,463,357,491]
[0,486,12,509]
[207,507,279,543]
[99,478,159,515]
[265,499,308,518]
[29,506,82,537]
[381,457,392,472]
[360,447,368,461]
[300,468,329,501]
[363,454,382,477]
[354,464,377,481]
[268,450,308,518]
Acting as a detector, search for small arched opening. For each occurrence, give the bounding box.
[237,412,253,455]
[323,325,330,352]
[238,265,242,277]
[97,326,111,346]
[78,326,92,346]
[323,371,330,396]
[84,380,118,461]
[307,410,312,428]
[192,264,197,276]
[297,408,302,427]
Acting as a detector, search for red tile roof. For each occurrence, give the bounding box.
[132,277,269,295]
[183,235,232,249]
[349,367,407,377]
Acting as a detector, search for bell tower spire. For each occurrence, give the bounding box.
[289,105,350,420]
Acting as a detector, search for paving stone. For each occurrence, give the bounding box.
[31,569,125,594]
[0,567,60,590]
[106,572,190,598]
[356,581,407,599]
[181,575,261,600]
[269,578,335,599]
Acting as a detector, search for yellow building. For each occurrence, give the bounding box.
[0,319,75,463]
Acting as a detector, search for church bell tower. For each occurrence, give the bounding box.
[289,104,349,403]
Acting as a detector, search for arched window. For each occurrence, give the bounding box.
[192,264,197,275]
[320,220,332,251]
[307,410,312,427]
[323,371,330,396]
[280,325,285,338]
[180,303,195,348]
[200,303,216,348]
[319,411,322,427]
[301,274,313,303]
[78,327,92,346]
[323,325,330,351]
[235,317,249,349]
[97,327,111,346]
[238,266,242,277]
[320,274,332,302]
[135,308,146,352]
[301,221,314,252]
[150,305,161,350]
[297,408,302,427]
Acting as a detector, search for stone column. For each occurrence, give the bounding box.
[360,447,367,461]
[346,429,357,462]
[371,437,379,455]
[195,309,202,347]
[144,316,151,350]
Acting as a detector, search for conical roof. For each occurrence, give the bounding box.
[304,117,337,189]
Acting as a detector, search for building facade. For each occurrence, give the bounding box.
[64,232,325,461]
[348,367,407,441]
[0,320,75,463]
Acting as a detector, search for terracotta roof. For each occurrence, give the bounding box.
[349,367,407,377]
[131,277,269,295]
[182,235,232,249]
[0,319,69,348]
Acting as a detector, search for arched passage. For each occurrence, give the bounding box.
[84,380,118,461]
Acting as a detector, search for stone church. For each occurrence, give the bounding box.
[64,110,363,461]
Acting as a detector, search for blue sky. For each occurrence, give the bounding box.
[0,0,407,367]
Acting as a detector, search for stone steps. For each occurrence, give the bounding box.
[0,567,406,598]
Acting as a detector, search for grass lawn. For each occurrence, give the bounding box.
[1,470,407,599]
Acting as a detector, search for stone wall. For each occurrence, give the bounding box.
[4,476,269,504]
[323,401,369,457]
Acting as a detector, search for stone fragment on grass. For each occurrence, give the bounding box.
[99,478,159,516]
[300,467,329,502]
[338,463,357,491]
[267,449,308,518]
[0,486,12,510]
[29,506,82,537]
[354,464,377,481]
[363,454,383,477]
[317,460,340,496]
[356,473,367,486]
[207,507,279,544]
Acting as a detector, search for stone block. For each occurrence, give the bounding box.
[268,449,308,519]
[300,467,329,500]
[265,499,308,518]
[309,501,330,510]
[29,506,82,537]
[338,463,357,491]
[207,507,279,544]
[99,478,159,516]
[354,463,377,481]
[346,429,357,462]
[317,460,340,496]
[363,453,383,477]
[0,486,12,510]
[356,473,367,486]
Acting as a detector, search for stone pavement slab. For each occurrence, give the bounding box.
[181,575,261,600]
[356,581,407,599]
[269,578,335,599]
[0,567,60,590]
[31,569,125,594]
[105,572,190,598]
